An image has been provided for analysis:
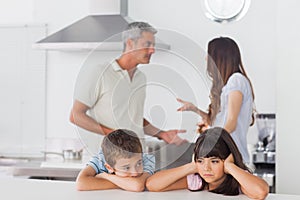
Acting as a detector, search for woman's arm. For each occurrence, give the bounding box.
[146,162,198,192]
[224,91,243,133]
[177,98,210,127]
[76,165,119,191]
[176,98,208,119]
[98,172,151,192]
[224,155,269,200]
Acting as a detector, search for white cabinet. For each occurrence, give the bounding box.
[0,24,46,156]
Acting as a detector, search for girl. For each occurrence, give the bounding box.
[177,37,255,164]
[146,127,269,200]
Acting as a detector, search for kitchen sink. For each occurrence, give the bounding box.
[0,157,80,181]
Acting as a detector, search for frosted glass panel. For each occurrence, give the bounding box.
[0,24,46,156]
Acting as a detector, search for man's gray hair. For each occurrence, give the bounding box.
[122,22,157,48]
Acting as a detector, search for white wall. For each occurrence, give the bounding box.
[276,0,300,195]
[0,0,34,24]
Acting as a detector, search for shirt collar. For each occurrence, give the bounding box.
[111,60,124,72]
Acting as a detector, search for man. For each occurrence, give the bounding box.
[70,22,186,146]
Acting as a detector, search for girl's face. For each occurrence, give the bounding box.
[196,156,226,189]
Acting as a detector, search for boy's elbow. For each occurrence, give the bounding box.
[127,181,146,192]
[131,185,145,192]
[75,176,90,191]
[76,180,86,191]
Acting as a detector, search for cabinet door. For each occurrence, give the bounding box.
[0,25,46,156]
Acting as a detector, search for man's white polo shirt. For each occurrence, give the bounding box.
[74,60,147,139]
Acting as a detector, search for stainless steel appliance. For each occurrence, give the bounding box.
[252,113,276,193]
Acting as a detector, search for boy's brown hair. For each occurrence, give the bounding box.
[101,129,143,167]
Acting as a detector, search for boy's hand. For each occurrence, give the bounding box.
[95,172,112,180]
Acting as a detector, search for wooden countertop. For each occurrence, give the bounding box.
[1,178,300,200]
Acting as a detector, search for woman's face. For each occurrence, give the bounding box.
[196,156,226,189]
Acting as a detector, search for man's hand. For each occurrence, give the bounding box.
[158,129,188,145]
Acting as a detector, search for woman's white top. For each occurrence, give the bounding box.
[213,73,253,163]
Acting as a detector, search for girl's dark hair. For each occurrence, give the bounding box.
[206,37,255,125]
[194,127,249,195]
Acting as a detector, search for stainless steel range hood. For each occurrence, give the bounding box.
[33,0,170,51]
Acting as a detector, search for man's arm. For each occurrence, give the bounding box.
[70,100,113,135]
[143,119,187,145]
[76,165,119,191]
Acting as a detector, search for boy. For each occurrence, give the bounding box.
[76,129,155,192]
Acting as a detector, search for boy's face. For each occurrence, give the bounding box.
[111,154,143,177]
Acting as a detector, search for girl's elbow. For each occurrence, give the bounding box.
[250,185,269,200]
[146,180,162,192]
[257,185,269,200]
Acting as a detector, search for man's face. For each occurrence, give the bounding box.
[129,31,156,64]
[112,154,143,177]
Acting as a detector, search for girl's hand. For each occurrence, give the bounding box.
[177,98,197,112]
[188,160,199,174]
[184,156,198,174]
[224,154,235,174]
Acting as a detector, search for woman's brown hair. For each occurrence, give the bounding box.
[194,127,250,195]
[206,37,255,125]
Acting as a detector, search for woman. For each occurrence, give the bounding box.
[177,37,255,163]
[146,127,269,200]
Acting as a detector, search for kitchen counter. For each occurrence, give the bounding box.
[0,178,299,200]
[11,158,84,180]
